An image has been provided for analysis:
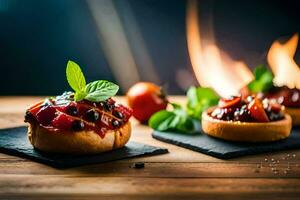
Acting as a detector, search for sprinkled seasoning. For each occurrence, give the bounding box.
[256,164,261,168]
[254,153,299,176]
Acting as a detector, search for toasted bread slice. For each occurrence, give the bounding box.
[285,107,300,126]
[202,111,292,142]
[28,122,131,155]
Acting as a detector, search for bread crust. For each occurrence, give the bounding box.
[285,107,300,126]
[201,111,292,142]
[28,122,131,155]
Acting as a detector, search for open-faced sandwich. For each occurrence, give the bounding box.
[24,61,132,155]
[202,95,292,142]
[258,86,300,126]
[243,65,300,126]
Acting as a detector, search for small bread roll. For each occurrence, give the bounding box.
[285,107,300,126]
[202,111,292,142]
[28,122,131,155]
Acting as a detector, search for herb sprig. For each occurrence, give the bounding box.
[66,60,119,102]
[149,87,219,134]
[186,87,219,119]
[247,65,274,93]
[149,103,196,134]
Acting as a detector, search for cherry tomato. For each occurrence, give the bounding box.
[248,98,269,122]
[218,96,241,108]
[127,82,168,123]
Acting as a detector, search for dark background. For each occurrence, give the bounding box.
[0,0,299,95]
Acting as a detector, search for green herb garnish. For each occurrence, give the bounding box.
[247,65,274,93]
[186,87,219,119]
[149,103,196,134]
[66,60,119,102]
[149,86,219,134]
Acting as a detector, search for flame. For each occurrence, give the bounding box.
[186,0,254,97]
[267,33,300,89]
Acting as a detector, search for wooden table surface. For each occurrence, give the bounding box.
[0,96,300,200]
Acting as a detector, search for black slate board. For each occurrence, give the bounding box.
[152,127,300,159]
[0,126,168,168]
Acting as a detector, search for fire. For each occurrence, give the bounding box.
[267,33,300,89]
[186,0,254,97]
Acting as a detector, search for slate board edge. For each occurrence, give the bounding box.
[0,126,169,169]
[0,147,66,168]
[0,145,168,169]
[152,132,300,159]
[152,133,230,159]
[53,147,169,169]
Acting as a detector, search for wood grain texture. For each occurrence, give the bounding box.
[0,96,300,200]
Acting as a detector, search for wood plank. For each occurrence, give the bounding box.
[0,160,299,178]
[1,194,300,200]
[0,97,44,113]
[0,176,300,199]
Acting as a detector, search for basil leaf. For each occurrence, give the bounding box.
[172,109,195,133]
[84,80,119,102]
[149,86,219,134]
[156,115,176,131]
[248,65,274,92]
[65,61,120,102]
[170,103,182,110]
[187,87,219,119]
[66,60,86,93]
[74,91,87,101]
[149,107,196,134]
[168,115,181,129]
[176,115,195,133]
[149,110,175,130]
[186,86,198,108]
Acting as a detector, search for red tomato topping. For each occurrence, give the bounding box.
[52,113,74,130]
[25,92,132,136]
[218,96,241,108]
[248,98,270,122]
[36,106,57,126]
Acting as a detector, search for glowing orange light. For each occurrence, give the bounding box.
[186,0,254,97]
[267,33,300,89]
